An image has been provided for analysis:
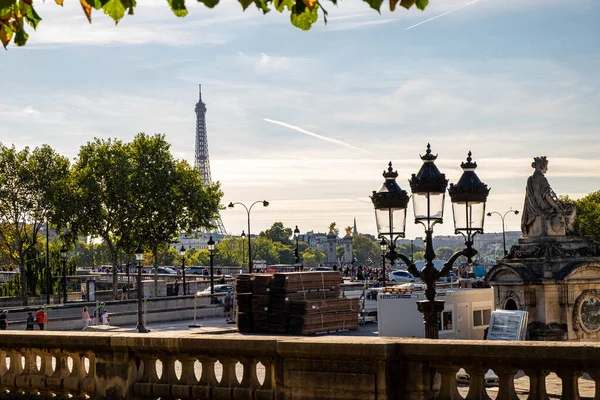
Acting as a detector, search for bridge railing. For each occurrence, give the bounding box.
[1,333,600,399]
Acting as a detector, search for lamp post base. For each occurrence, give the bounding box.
[417,299,445,339]
[137,323,149,333]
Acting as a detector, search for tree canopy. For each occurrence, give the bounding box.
[570,191,600,242]
[0,0,429,48]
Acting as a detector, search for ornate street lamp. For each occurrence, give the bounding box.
[208,236,215,300]
[294,225,300,268]
[487,209,519,256]
[371,145,490,339]
[228,200,269,273]
[135,244,148,333]
[180,245,187,295]
[60,245,67,304]
[371,162,410,268]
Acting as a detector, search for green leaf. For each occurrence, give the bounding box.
[23,4,42,30]
[290,3,317,30]
[198,0,219,8]
[168,0,188,17]
[363,0,383,12]
[415,0,427,10]
[0,0,15,11]
[13,27,27,46]
[273,0,293,12]
[0,23,13,48]
[238,0,253,11]
[102,0,125,22]
[253,0,270,14]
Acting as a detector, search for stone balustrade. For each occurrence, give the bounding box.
[1,332,600,399]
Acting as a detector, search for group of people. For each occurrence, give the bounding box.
[342,265,382,281]
[81,302,110,330]
[0,306,50,331]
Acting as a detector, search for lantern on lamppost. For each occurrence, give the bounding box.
[179,245,187,295]
[207,236,215,300]
[60,245,68,304]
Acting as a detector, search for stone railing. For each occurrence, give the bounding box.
[1,333,600,399]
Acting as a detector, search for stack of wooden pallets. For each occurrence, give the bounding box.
[235,274,253,332]
[235,271,358,335]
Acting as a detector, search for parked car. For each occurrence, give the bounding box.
[389,270,419,283]
[143,267,178,275]
[310,267,331,272]
[185,266,208,275]
[199,284,234,295]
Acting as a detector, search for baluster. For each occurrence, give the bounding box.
[0,351,22,392]
[587,369,600,400]
[133,355,159,398]
[192,356,217,399]
[172,356,198,400]
[524,369,549,400]
[213,357,236,400]
[64,354,85,399]
[37,352,54,397]
[556,368,582,400]
[464,364,492,400]
[0,350,6,377]
[432,363,462,400]
[16,352,37,395]
[494,366,519,400]
[232,357,254,400]
[47,352,70,398]
[81,354,96,397]
[153,355,177,398]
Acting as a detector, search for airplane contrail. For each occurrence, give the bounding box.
[264,118,375,154]
[404,0,480,31]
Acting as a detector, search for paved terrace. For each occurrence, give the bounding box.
[1,324,599,400]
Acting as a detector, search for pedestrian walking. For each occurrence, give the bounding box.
[35,306,49,330]
[102,309,110,325]
[82,306,92,330]
[0,310,8,330]
[26,312,35,330]
[121,284,128,300]
[224,291,233,322]
[174,279,180,296]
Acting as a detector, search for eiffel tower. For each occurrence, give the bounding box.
[195,84,227,235]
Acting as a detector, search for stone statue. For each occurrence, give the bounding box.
[521,156,576,237]
[328,222,338,235]
[345,226,352,237]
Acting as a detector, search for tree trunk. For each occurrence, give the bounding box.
[20,255,28,306]
[153,244,158,298]
[112,249,119,300]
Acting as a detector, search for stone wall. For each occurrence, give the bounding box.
[2,332,600,399]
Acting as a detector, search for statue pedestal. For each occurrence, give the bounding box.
[486,236,600,341]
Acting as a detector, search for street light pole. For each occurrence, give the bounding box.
[180,245,187,295]
[135,244,148,333]
[207,236,215,300]
[60,245,67,304]
[45,220,50,304]
[241,230,246,269]
[294,225,300,270]
[487,210,520,255]
[380,237,387,287]
[227,200,269,274]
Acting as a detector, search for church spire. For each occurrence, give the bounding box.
[353,217,358,235]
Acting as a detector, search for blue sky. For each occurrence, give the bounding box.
[0,0,599,239]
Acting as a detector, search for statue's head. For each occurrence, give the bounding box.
[532,156,548,172]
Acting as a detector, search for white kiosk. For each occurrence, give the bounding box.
[377,286,494,339]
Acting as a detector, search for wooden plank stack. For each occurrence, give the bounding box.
[236,271,358,335]
[235,274,253,332]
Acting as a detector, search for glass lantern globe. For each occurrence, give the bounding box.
[179,245,185,257]
[448,151,490,237]
[135,244,144,262]
[370,162,410,240]
[408,144,449,229]
[207,236,215,252]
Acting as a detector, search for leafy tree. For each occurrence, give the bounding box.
[1,0,429,48]
[300,246,326,268]
[351,234,379,265]
[0,143,70,305]
[434,246,454,261]
[260,222,293,245]
[569,191,600,242]
[65,137,136,300]
[412,251,425,261]
[130,133,222,294]
[251,236,280,265]
[187,248,210,266]
[336,245,344,260]
[215,236,243,266]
